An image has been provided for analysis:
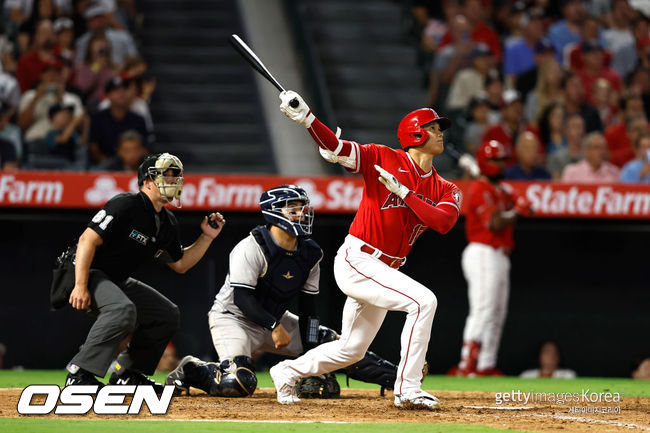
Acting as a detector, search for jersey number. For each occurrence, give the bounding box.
[408,224,426,246]
[91,209,114,231]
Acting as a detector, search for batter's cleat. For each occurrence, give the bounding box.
[475,367,504,377]
[165,355,204,395]
[65,369,104,387]
[270,364,300,404]
[109,369,165,393]
[394,390,441,410]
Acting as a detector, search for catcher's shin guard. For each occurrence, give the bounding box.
[344,351,397,396]
[209,356,257,397]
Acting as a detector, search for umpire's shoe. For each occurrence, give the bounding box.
[65,368,104,387]
[108,369,165,394]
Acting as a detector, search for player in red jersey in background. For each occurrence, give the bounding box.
[448,140,532,377]
[268,90,461,410]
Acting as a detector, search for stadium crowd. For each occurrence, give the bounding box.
[0,0,153,171]
[413,0,650,183]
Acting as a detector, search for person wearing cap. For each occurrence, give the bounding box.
[16,19,59,92]
[43,103,84,164]
[446,43,495,110]
[17,58,83,143]
[53,17,76,68]
[88,76,149,164]
[74,4,138,69]
[577,41,623,106]
[59,152,226,388]
[503,7,546,93]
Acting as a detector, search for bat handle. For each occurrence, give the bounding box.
[289,98,299,108]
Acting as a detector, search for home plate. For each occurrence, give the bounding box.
[463,406,533,410]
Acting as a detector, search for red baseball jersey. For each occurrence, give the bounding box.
[464,178,514,249]
[347,142,461,258]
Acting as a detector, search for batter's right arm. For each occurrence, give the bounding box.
[69,228,103,310]
[279,90,358,169]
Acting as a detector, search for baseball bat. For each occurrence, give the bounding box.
[229,34,299,108]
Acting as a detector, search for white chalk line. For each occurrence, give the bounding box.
[463,406,533,410]
[461,411,650,431]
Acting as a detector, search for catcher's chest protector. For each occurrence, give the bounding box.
[250,226,322,317]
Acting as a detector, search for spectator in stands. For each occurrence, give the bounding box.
[17,59,83,143]
[524,58,563,124]
[88,76,148,164]
[0,102,23,161]
[547,114,585,180]
[44,103,84,163]
[564,14,610,72]
[98,71,154,133]
[561,131,620,182]
[75,4,138,70]
[481,89,526,166]
[446,44,495,111]
[605,93,648,167]
[0,63,21,117]
[591,78,618,126]
[577,41,623,106]
[503,8,546,94]
[603,0,638,79]
[484,71,504,124]
[96,130,148,172]
[0,135,18,170]
[438,0,502,61]
[419,0,458,56]
[6,0,56,56]
[632,357,650,380]
[620,131,650,183]
[505,131,551,180]
[463,94,490,155]
[0,34,17,75]
[548,0,585,62]
[16,19,58,93]
[53,17,76,70]
[561,70,603,133]
[538,102,566,154]
[520,341,577,379]
[73,33,117,111]
[427,13,474,108]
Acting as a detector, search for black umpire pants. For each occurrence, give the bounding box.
[70,269,180,377]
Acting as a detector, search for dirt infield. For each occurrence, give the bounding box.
[2,388,649,432]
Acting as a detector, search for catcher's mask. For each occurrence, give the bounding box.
[138,153,184,207]
[259,184,314,237]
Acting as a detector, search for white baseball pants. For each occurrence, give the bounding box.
[461,242,510,370]
[208,310,303,361]
[276,235,437,395]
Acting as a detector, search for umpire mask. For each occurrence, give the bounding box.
[138,153,184,207]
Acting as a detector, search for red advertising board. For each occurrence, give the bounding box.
[1,171,649,219]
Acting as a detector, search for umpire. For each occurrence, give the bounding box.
[61,152,225,388]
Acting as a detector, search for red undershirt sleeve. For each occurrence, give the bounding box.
[402,193,459,235]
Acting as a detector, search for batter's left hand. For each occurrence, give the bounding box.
[375,164,410,199]
[201,212,226,239]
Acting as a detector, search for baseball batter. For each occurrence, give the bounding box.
[269,90,461,410]
[450,140,532,377]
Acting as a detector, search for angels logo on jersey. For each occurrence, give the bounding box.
[381,192,436,210]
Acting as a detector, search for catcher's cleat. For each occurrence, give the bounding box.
[270,364,300,404]
[165,355,204,395]
[394,390,440,410]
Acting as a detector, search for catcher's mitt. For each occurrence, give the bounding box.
[297,373,340,399]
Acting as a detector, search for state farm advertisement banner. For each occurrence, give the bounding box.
[1,171,649,219]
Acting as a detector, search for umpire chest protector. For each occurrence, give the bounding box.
[251,226,322,316]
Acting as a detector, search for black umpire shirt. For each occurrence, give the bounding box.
[87,191,183,283]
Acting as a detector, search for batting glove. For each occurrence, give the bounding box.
[279,90,314,128]
[514,195,534,217]
[375,164,410,199]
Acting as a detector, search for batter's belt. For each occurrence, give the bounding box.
[360,244,405,269]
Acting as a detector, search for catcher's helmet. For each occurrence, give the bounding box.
[397,108,451,150]
[138,153,184,205]
[260,184,314,237]
[476,140,511,177]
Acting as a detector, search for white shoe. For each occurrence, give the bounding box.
[270,364,300,404]
[394,390,440,410]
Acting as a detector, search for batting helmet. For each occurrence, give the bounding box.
[397,108,451,150]
[137,153,184,204]
[476,140,511,177]
[260,184,314,237]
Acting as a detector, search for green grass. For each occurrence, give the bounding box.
[1,370,647,397]
[0,419,531,433]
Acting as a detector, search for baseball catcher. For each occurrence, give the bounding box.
[165,185,398,397]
